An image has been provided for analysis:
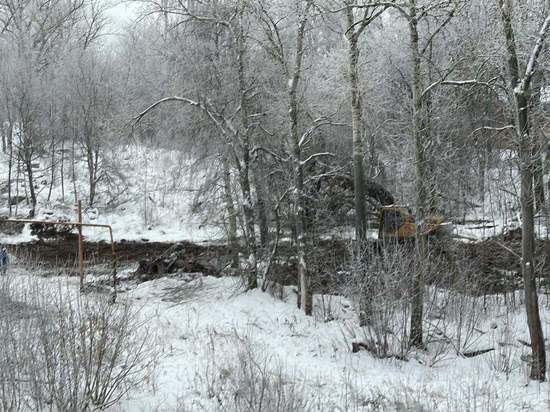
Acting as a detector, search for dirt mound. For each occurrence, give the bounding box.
[8,239,229,272]
[134,242,221,281]
[457,229,550,293]
[30,222,77,240]
[461,229,550,274]
[0,218,25,236]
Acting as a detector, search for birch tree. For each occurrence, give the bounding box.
[497,0,550,381]
[253,0,315,314]
[342,1,387,244]
[381,0,466,348]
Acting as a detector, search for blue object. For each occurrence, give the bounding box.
[0,249,8,266]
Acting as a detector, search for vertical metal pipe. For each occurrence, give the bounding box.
[77,200,84,289]
[109,226,117,303]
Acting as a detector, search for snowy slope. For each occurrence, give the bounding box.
[0,146,223,244]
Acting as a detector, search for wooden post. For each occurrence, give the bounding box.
[77,200,84,290]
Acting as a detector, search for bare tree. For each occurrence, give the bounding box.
[134,1,262,288]
[497,0,550,381]
[0,0,93,216]
[342,1,386,244]
[71,49,114,206]
[381,0,466,348]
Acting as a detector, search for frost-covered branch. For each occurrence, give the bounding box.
[345,4,388,38]
[251,146,289,162]
[468,125,515,141]
[300,152,335,167]
[516,12,550,95]
[134,96,244,169]
[327,1,408,17]
[422,77,499,98]
[298,119,349,148]
[419,3,458,56]
[139,0,236,30]
[134,96,202,124]
[469,125,515,134]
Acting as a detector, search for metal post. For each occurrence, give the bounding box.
[1,219,116,298]
[108,226,118,303]
[77,200,84,290]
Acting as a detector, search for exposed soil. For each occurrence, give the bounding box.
[460,228,550,275]
[268,239,351,292]
[8,228,550,296]
[7,238,230,272]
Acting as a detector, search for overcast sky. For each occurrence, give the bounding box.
[104,1,140,32]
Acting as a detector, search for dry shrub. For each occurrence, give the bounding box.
[333,377,516,412]
[191,328,310,412]
[0,274,155,411]
[346,243,415,359]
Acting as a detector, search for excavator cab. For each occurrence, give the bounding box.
[378,206,417,241]
[378,206,448,241]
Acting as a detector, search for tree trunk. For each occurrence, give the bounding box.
[1,123,5,154]
[72,133,78,203]
[15,155,21,216]
[143,148,148,226]
[519,120,546,381]
[345,6,373,326]
[60,138,65,202]
[222,155,239,268]
[7,121,13,216]
[288,3,312,315]
[534,154,545,211]
[236,18,257,290]
[253,163,269,250]
[24,155,36,218]
[85,139,99,207]
[409,1,426,348]
[532,72,545,211]
[498,0,547,381]
[346,28,368,244]
[479,142,488,205]
[239,168,257,288]
[47,135,56,202]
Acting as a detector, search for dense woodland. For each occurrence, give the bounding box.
[2,0,550,407]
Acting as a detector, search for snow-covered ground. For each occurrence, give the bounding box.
[122,277,550,411]
[49,273,550,409]
[4,265,550,411]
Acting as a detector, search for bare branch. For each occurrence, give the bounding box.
[300,152,335,166]
[517,12,550,95]
[422,77,499,98]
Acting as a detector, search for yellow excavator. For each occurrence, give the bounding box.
[377,205,451,241]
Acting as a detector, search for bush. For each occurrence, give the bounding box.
[191,329,310,412]
[0,275,155,411]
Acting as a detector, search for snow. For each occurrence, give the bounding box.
[110,276,550,410]
[0,146,224,244]
[3,265,550,411]
[0,223,35,244]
